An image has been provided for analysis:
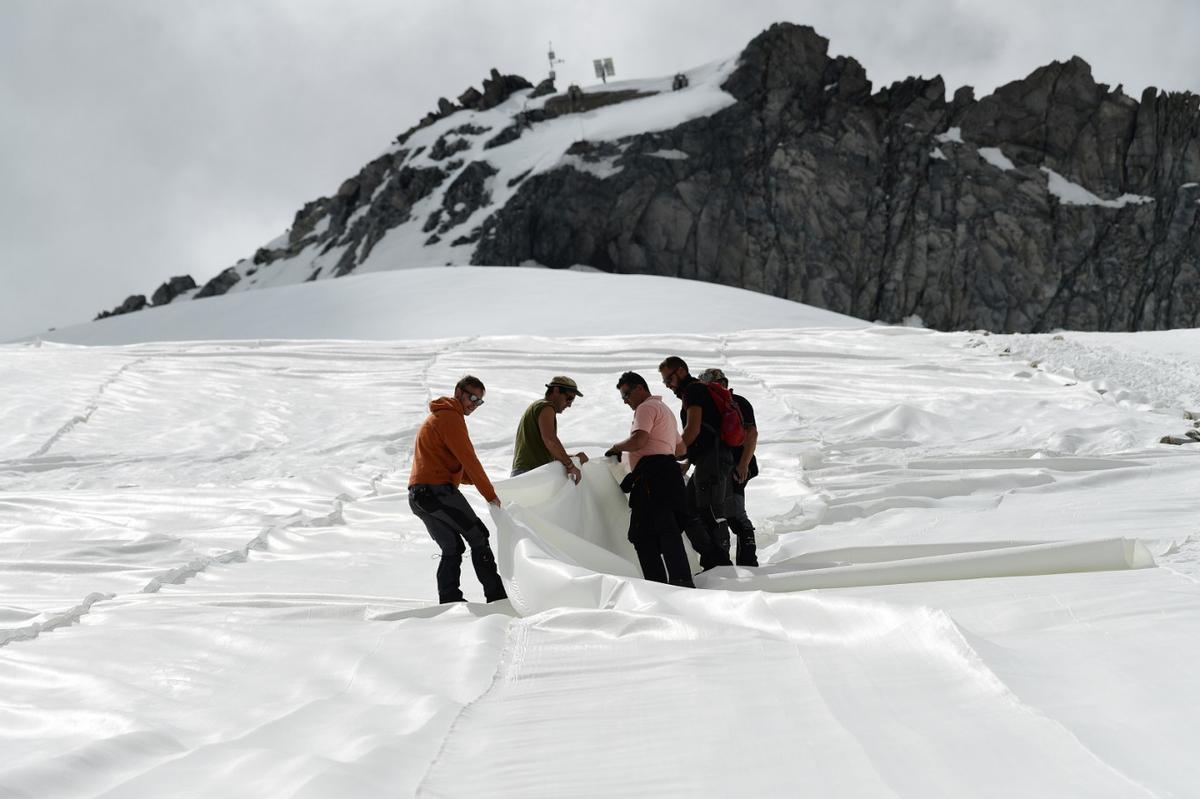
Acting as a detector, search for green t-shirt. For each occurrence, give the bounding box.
[512,399,556,473]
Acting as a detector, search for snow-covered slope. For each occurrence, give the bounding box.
[190,57,741,300]
[3,272,1200,796]
[34,266,863,345]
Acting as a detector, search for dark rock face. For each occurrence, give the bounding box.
[435,161,498,233]
[151,275,197,306]
[449,123,491,137]
[456,87,483,109]
[429,134,472,161]
[337,165,448,274]
[455,69,532,112]
[96,23,1200,332]
[240,151,447,283]
[478,69,533,110]
[95,294,148,320]
[196,266,241,299]
[475,23,1200,332]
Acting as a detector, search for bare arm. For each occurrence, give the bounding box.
[606,429,649,456]
[537,406,581,482]
[734,425,758,483]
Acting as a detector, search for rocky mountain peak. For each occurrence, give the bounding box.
[722,23,833,105]
[95,23,1200,333]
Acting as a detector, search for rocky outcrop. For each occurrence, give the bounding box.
[241,151,447,286]
[472,69,533,111]
[472,23,1200,332]
[97,23,1200,332]
[394,69,534,147]
[151,275,197,306]
[95,294,148,320]
[196,266,241,298]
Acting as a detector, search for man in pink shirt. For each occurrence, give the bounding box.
[605,371,694,587]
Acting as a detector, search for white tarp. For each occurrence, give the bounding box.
[494,460,1155,611]
[464,463,1200,797]
[4,321,1200,797]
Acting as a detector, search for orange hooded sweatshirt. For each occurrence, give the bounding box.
[408,397,498,503]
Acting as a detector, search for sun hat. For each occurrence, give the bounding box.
[546,376,583,396]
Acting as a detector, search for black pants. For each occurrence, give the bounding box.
[627,455,694,588]
[683,445,734,570]
[408,483,507,604]
[725,476,758,567]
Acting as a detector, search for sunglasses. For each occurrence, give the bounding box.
[463,391,485,406]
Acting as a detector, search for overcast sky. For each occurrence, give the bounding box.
[3,0,1198,341]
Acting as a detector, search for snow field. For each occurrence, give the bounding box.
[3,270,1200,794]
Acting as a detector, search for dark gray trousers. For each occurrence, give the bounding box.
[724,481,758,567]
[408,483,507,604]
[683,444,734,570]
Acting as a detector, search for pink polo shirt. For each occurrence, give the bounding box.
[628,395,683,469]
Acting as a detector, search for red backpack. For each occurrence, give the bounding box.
[704,382,746,447]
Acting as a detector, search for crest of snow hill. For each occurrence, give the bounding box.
[98,23,1200,333]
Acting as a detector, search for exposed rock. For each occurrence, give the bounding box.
[457,87,483,109]
[438,161,498,233]
[507,168,533,188]
[95,23,1200,332]
[423,209,443,233]
[339,165,448,274]
[474,22,1200,332]
[456,70,535,112]
[436,97,457,116]
[450,124,491,136]
[151,275,197,306]
[242,150,445,281]
[531,78,556,99]
[484,124,524,150]
[429,135,472,161]
[480,69,532,110]
[195,267,241,299]
[451,229,483,246]
[95,294,148,320]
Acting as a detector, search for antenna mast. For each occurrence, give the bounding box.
[547,41,564,81]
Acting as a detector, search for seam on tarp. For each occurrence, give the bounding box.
[28,356,151,458]
[415,616,526,797]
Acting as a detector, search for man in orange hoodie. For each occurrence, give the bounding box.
[408,375,507,604]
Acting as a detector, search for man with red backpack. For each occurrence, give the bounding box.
[659,356,734,570]
[699,368,759,567]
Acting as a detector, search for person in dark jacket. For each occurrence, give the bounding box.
[699,368,759,567]
[407,376,507,604]
[658,356,733,570]
[605,371,694,587]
